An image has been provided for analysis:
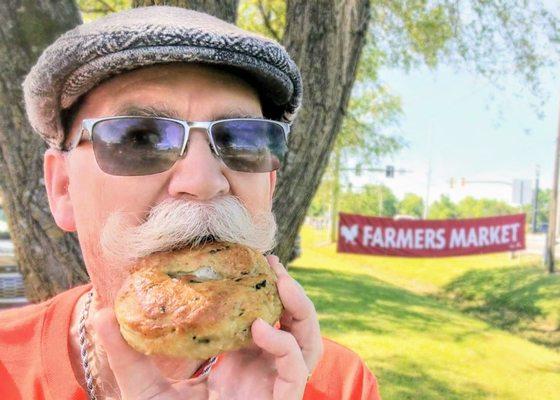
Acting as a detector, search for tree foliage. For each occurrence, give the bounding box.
[456,196,517,218]
[78,0,128,21]
[398,192,424,218]
[522,188,550,230]
[428,194,459,219]
[367,0,559,96]
[429,194,523,220]
[339,184,398,217]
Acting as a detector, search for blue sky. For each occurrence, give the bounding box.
[351,59,559,207]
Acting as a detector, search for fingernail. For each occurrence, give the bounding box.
[266,254,279,264]
[254,318,270,329]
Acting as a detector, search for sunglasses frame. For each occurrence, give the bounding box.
[67,116,291,159]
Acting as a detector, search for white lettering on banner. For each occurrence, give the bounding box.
[450,228,467,248]
[435,229,446,249]
[502,225,510,243]
[396,229,413,248]
[479,226,489,246]
[490,226,500,244]
[385,228,396,247]
[340,215,525,256]
[424,229,435,249]
[414,229,424,249]
[373,227,384,247]
[511,223,520,242]
[467,228,478,247]
[359,222,522,250]
[448,224,521,249]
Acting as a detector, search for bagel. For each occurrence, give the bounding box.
[114,242,283,360]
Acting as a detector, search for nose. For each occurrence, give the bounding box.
[167,130,230,200]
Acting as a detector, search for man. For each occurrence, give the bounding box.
[0,6,380,400]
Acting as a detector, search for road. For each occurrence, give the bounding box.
[523,233,560,256]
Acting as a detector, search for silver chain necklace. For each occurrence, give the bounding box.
[79,290,98,400]
[78,289,217,400]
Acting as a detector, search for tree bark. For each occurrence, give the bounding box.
[0,0,87,302]
[132,0,239,23]
[273,0,371,263]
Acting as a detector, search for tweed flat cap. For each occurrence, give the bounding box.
[22,6,302,150]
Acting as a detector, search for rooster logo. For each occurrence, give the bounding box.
[340,224,359,245]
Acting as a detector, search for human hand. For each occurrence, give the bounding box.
[93,255,323,400]
[206,255,323,399]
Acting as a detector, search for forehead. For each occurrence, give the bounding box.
[75,63,263,120]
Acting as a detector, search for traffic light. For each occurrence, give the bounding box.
[449,178,455,188]
[385,165,395,178]
[461,177,466,187]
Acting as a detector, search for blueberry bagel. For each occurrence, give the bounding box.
[114,242,283,360]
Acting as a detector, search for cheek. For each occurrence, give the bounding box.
[67,148,167,237]
[226,171,272,214]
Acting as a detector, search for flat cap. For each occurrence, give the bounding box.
[22,6,302,150]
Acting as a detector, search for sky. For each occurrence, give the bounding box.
[351,51,559,209]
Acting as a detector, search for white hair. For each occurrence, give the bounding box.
[99,195,277,266]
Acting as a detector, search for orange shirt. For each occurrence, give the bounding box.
[0,284,381,400]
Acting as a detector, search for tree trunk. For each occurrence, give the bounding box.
[132,0,239,23]
[0,0,87,302]
[273,0,370,263]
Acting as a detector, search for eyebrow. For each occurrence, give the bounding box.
[113,103,264,121]
[114,104,180,119]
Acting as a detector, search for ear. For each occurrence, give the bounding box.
[269,170,277,203]
[43,148,76,232]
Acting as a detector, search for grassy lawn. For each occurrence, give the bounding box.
[289,225,560,400]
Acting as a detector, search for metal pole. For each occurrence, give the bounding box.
[423,159,432,219]
[532,165,540,233]
[423,121,434,219]
[330,148,341,243]
[545,99,560,274]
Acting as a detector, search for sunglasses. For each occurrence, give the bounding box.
[65,116,291,176]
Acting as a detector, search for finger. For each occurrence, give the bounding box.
[252,319,308,400]
[266,255,313,321]
[266,255,289,278]
[93,308,172,399]
[266,255,323,373]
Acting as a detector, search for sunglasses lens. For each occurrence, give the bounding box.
[211,120,288,172]
[92,118,184,176]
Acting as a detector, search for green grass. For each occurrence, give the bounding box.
[442,265,560,348]
[290,225,560,400]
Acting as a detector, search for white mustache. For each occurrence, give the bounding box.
[99,195,277,265]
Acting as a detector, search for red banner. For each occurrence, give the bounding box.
[337,213,526,257]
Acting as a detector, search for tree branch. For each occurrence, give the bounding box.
[81,7,112,13]
[257,0,281,42]
[96,0,116,12]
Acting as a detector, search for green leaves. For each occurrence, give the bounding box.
[77,0,129,21]
[428,194,518,219]
[237,0,286,41]
[339,184,399,217]
[398,193,424,218]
